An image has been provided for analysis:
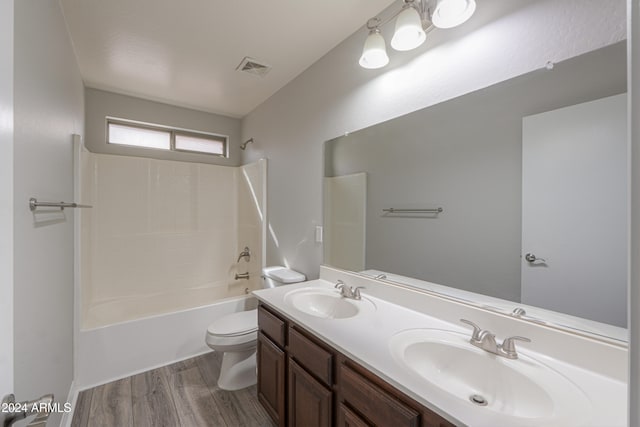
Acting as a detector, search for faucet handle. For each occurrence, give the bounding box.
[500,336,531,359]
[352,286,365,300]
[460,319,483,341]
[334,279,345,289]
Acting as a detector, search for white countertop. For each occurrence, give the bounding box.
[253,278,627,427]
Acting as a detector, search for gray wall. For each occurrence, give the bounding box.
[241,0,627,280]
[629,1,640,422]
[325,43,626,302]
[13,0,84,423]
[0,0,14,397]
[85,88,242,166]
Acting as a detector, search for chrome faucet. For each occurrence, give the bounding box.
[237,246,251,263]
[500,336,532,359]
[460,319,531,360]
[334,280,364,300]
[511,307,526,317]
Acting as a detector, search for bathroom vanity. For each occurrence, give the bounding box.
[253,266,627,427]
[256,302,454,427]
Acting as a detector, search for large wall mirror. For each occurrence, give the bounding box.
[323,42,628,342]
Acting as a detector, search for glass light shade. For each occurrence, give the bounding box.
[431,0,476,29]
[390,6,426,51]
[359,30,389,69]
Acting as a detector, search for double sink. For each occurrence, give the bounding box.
[280,286,593,426]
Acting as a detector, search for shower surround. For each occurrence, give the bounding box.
[74,143,266,387]
[78,146,266,329]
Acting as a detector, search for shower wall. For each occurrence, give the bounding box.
[79,148,265,328]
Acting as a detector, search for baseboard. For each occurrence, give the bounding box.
[60,381,78,427]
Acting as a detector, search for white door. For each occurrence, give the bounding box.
[521,93,627,327]
[0,0,14,399]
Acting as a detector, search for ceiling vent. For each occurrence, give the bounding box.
[236,57,271,77]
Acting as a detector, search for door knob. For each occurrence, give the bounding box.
[524,253,546,263]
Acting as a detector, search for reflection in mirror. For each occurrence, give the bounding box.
[323,42,628,341]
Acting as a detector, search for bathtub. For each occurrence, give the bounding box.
[76,294,257,389]
[82,282,253,329]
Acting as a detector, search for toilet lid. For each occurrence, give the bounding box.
[207,309,258,337]
[264,267,306,284]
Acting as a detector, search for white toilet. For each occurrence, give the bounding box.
[205,266,306,390]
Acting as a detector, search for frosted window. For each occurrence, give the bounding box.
[175,133,226,155]
[106,118,229,157]
[108,123,171,150]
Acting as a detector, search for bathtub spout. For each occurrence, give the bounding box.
[235,272,250,280]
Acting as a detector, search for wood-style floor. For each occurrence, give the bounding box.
[71,351,275,427]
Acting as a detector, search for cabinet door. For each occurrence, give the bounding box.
[337,403,371,427]
[288,359,332,427]
[257,332,286,427]
[340,364,420,427]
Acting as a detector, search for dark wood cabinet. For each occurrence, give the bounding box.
[288,326,333,386]
[257,302,457,427]
[257,332,286,427]
[258,304,287,347]
[288,359,332,427]
[340,363,420,427]
[337,403,371,427]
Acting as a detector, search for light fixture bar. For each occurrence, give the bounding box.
[358,0,476,69]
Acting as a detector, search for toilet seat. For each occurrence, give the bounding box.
[207,308,257,337]
[206,309,258,352]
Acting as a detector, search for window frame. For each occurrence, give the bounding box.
[106,116,229,158]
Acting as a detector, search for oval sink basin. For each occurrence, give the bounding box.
[284,287,375,319]
[389,329,592,426]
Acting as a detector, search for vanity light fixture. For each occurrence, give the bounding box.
[390,5,426,51]
[359,0,477,69]
[430,0,476,28]
[359,26,390,69]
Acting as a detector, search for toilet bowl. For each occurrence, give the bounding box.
[205,266,305,390]
[206,309,259,390]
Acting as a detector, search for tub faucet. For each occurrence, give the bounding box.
[237,247,251,263]
[235,272,250,280]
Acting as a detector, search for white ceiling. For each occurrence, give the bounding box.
[60,0,395,118]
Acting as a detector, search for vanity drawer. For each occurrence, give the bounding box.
[258,304,286,348]
[288,326,334,386]
[337,403,371,427]
[340,364,419,427]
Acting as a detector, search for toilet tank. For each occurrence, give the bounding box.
[262,266,306,288]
